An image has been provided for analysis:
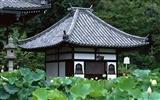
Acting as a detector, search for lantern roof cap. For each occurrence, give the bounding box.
[5,37,17,49]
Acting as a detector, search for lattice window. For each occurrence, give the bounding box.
[75,63,83,74]
[108,64,115,74]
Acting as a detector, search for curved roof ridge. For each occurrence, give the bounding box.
[66,8,79,36]
[18,13,72,45]
[85,10,147,40]
[68,6,93,12]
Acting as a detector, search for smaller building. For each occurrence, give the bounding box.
[0,0,51,50]
[17,7,149,81]
[0,0,51,24]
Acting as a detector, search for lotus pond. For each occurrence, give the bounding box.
[0,68,160,100]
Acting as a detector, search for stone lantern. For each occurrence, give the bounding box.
[5,37,17,71]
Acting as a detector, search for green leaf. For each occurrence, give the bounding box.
[0,87,10,99]
[89,91,103,98]
[30,86,40,92]
[35,69,45,76]
[23,75,33,86]
[48,90,68,100]
[9,77,18,85]
[118,77,135,91]
[3,84,20,94]
[19,68,30,77]
[62,78,72,85]
[69,83,91,99]
[17,88,31,100]
[133,69,150,77]
[32,88,48,100]
[128,88,142,99]
[30,72,44,81]
[113,88,128,99]
[101,80,115,91]
[87,80,108,97]
[141,92,160,100]
[15,80,23,88]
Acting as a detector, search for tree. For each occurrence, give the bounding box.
[93,0,160,69]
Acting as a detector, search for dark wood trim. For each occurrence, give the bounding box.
[58,49,60,76]
[46,51,116,55]
[94,48,97,60]
[65,60,74,77]
[45,51,47,80]
[72,47,74,61]
[116,50,118,77]
[75,59,117,62]
[46,51,72,55]
[84,61,86,78]
[46,59,117,63]
[74,51,95,54]
[46,60,72,63]
[74,51,116,54]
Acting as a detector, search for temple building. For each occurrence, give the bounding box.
[17,7,149,80]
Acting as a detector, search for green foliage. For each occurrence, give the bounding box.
[133,69,150,78]
[1,68,160,99]
[94,0,160,69]
[0,27,45,70]
[32,88,48,100]
[3,84,20,95]
[32,88,68,100]
[0,87,10,99]
[118,67,132,76]
[48,69,160,100]
[0,68,48,100]
[69,80,107,99]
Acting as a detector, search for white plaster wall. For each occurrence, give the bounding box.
[74,53,94,60]
[100,54,116,60]
[74,74,84,78]
[59,62,65,77]
[108,75,117,80]
[46,63,58,81]
[59,53,72,60]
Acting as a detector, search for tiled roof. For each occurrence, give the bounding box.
[18,7,149,50]
[0,0,49,10]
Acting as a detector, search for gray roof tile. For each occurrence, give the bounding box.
[0,0,49,10]
[18,7,149,50]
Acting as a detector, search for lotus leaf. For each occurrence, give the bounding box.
[19,68,30,77]
[3,84,20,94]
[32,88,48,100]
[0,87,10,99]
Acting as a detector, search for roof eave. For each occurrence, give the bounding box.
[2,5,51,11]
[18,40,67,51]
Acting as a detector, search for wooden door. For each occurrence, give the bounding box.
[65,61,74,77]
